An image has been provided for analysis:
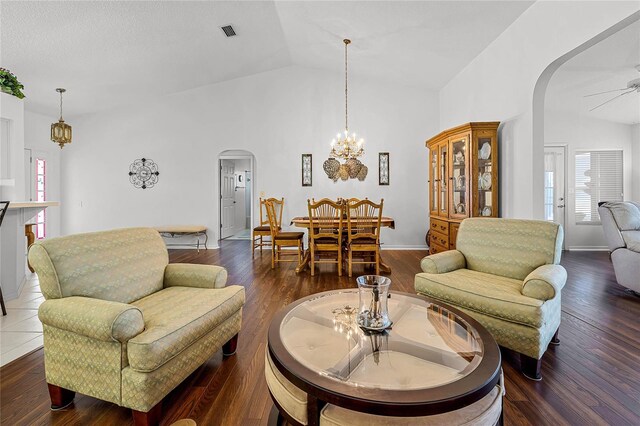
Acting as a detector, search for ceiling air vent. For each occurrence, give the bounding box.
[221,25,236,37]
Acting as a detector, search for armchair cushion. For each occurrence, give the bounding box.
[522,265,567,301]
[128,285,245,372]
[456,219,563,280]
[621,231,640,252]
[420,250,466,274]
[39,297,144,342]
[603,202,640,230]
[164,263,228,289]
[415,269,553,328]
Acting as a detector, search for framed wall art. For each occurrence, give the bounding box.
[378,152,389,185]
[302,154,312,187]
[128,158,160,189]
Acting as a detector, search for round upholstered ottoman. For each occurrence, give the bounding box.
[265,349,504,426]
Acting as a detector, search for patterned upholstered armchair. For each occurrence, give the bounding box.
[415,218,566,381]
[28,228,245,425]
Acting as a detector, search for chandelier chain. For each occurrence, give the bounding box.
[344,39,348,132]
[59,90,63,120]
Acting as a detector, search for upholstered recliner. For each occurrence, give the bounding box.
[28,228,245,425]
[598,201,640,293]
[415,218,566,380]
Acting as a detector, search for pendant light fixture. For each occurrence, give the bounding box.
[330,39,364,161]
[323,39,368,182]
[51,88,72,149]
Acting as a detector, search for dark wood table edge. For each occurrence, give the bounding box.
[267,289,502,418]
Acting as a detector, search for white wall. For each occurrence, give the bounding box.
[0,92,25,201]
[61,66,439,248]
[633,124,640,202]
[24,110,62,238]
[439,2,639,220]
[545,112,634,249]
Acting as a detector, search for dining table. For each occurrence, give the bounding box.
[289,216,396,274]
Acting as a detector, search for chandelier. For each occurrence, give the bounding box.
[323,39,368,181]
[51,88,72,149]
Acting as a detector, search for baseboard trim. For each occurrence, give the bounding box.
[567,247,609,251]
[381,245,429,250]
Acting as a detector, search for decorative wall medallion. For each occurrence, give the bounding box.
[379,152,389,185]
[128,158,159,189]
[302,154,312,187]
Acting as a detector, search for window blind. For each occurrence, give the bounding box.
[575,150,623,224]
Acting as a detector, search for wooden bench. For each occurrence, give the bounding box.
[154,226,208,252]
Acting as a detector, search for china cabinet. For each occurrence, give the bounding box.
[426,122,499,254]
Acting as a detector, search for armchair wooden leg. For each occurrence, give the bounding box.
[521,354,542,381]
[550,327,560,346]
[223,333,239,357]
[48,383,75,410]
[132,401,162,426]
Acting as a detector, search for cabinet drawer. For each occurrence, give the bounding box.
[430,231,449,249]
[430,218,449,235]
[429,242,448,255]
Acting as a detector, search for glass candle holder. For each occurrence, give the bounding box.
[356,275,392,331]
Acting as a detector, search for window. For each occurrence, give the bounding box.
[575,150,623,224]
[35,158,46,239]
[543,151,555,221]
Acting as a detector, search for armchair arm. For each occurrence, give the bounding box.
[164,263,228,289]
[522,264,567,301]
[38,297,144,342]
[420,250,466,274]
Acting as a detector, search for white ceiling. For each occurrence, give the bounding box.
[547,19,640,125]
[1,1,533,118]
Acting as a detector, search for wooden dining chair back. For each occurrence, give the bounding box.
[0,201,9,315]
[265,200,305,271]
[346,199,384,277]
[307,199,344,276]
[253,197,284,255]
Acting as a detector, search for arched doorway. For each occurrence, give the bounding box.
[217,150,256,242]
[531,12,639,248]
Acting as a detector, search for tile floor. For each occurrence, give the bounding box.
[0,274,44,367]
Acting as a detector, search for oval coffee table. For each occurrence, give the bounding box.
[267,289,502,425]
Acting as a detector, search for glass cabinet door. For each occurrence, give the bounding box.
[475,132,496,217]
[429,147,439,215]
[438,142,448,217]
[449,135,469,219]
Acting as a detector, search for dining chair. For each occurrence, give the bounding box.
[253,197,284,255]
[307,199,344,276]
[345,199,384,277]
[265,200,305,271]
[0,201,10,315]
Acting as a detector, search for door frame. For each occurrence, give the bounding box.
[217,153,255,243]
[544,144,568,250]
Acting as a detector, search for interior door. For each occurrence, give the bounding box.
[544,146,566,247]
[220,160,236,239]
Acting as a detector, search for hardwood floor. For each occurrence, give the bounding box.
[1,242,639,425]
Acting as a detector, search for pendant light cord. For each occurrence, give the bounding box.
[59,90,63,121]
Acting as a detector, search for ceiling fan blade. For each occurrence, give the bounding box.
[583,88,630,97]
[589,89,636,111]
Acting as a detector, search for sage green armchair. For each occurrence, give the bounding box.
[415,218,566,380]
[28,228,245,425]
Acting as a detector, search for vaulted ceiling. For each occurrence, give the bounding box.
[547,19,640,125]
[1,1,534,117]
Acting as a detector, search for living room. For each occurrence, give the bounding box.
[1,1,639,425]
